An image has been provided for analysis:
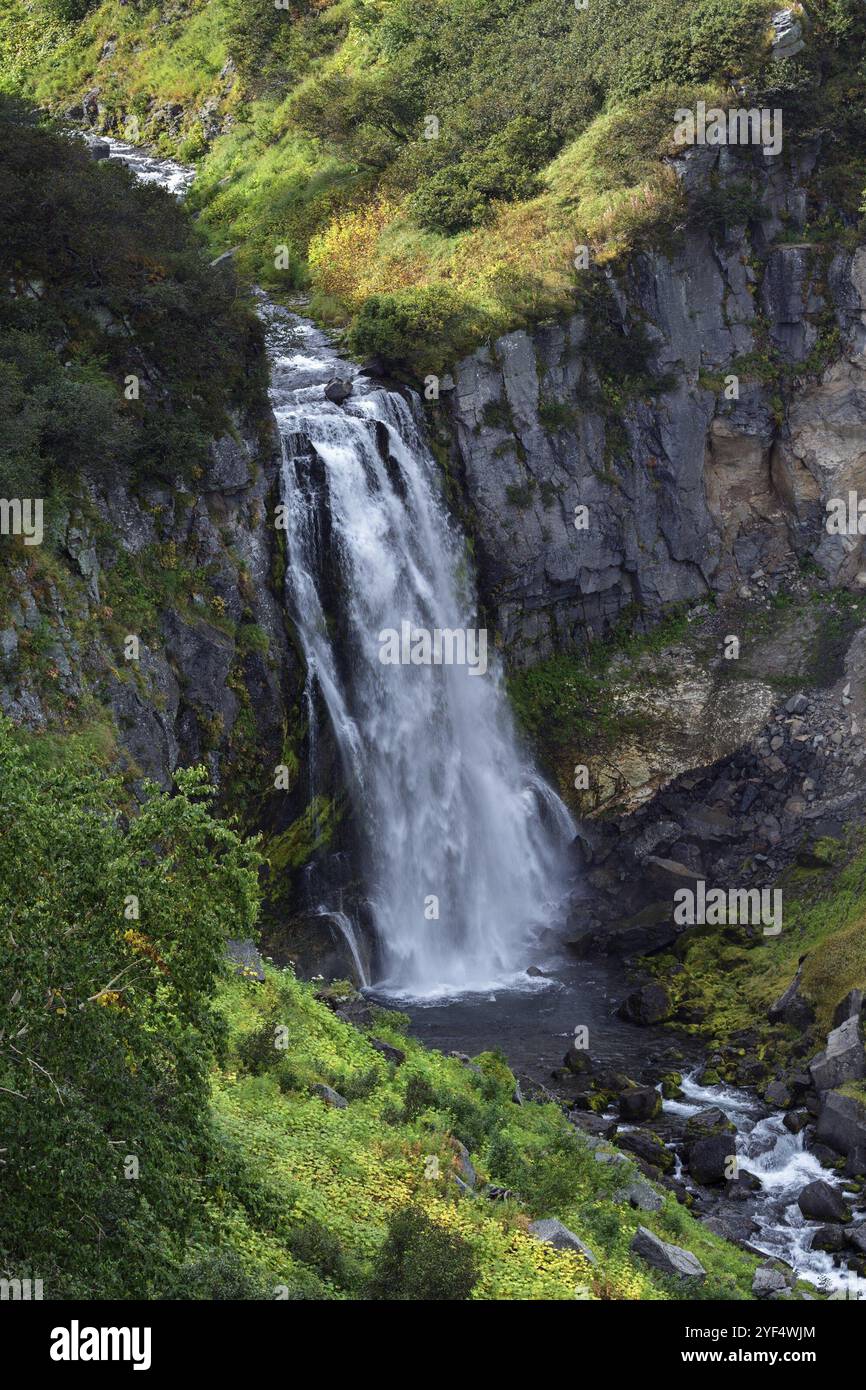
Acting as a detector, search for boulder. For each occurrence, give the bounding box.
[617,982,671,1025]
[312,1083,348,1109]
[726,1168,763,1200]
[702,1213,759,1247]
[797,1179,851,1223]
[784,1110,810,1134]
[809,1017,866,1093]
[630,1225,706,1280]
[765,1078,792,1108]
[570,1111,617,1140]
[324,378,353,405]
[816,1089,866,1172]
[684,1106,736,1142]
[617,1129,675,1173]
[618,1086,662,1122]
[623,1178,665,1212]
[563,1046,594,1075]
[528,1218,596,1265]
[368,1037,405,1066]
[810,1225,848,1253]
[688,1134,736,1185]
[752,1262,793,1298]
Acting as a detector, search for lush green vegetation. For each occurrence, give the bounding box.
[0,717,260,1297]
[0,718,767,1299]
[5,0,866,373]
[0,92,267,510]
[670,825,866,1044]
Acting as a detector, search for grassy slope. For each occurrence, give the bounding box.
[205,963,764,1299]
[8,1,866,373]
[669,830,866,1041]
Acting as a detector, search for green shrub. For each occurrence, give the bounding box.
[401,1071,440,1121]
[365,1206,479,1301]
[172,1250,274,1301]
[409,117,556,233]
[0,95,269,506]
[236,1018,285,1075]
[287,1219,351,1285]
[346,286,490,377]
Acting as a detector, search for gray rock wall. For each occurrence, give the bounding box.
[442,141,866,666]
[0,410,303,804]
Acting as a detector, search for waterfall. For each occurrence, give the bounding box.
[94,135,576,997]
[267,305,576,997]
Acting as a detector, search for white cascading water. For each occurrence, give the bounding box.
[266,306,576,996]
[669,1073,866,1297]
[91,134,576,996]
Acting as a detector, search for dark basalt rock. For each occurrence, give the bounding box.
[312,1083,348,1109]
[617,982,671,1026]
[618,1086,661,1123]
[630,1225,705,1280]
[368,1037,405,1066]
[616,1128,675,1173]
[688,1134,736,1185]
[797,1179,851,1224]
[324,377,353,404]
[569,1111,618,1140]
[810,1225,848,1253]
[684,1106,736,1143]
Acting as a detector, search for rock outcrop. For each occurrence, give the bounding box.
[443,140,866,668]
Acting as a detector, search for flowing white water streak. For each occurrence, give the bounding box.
[269,318,576,997]
[670,1073,866,1296]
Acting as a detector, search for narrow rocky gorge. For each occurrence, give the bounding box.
[5,7,866,1301]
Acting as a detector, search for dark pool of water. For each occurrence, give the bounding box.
[370,952,701,1088]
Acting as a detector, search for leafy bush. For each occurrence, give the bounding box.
[365,1206,479,1301]
[236,1018,285,1075]
[409,118,556,233]
[172,1250,274,1301]
[0,718,262,1298]
[346,286,489,376]
[400,1071,440,1121]
[287,1219,352,1285]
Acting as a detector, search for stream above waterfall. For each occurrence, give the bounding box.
[102,133,864,1298]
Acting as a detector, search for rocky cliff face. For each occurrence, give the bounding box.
[442,139,866,668]
[1,412,296,794]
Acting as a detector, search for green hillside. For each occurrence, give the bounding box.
[4,0,866,371]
